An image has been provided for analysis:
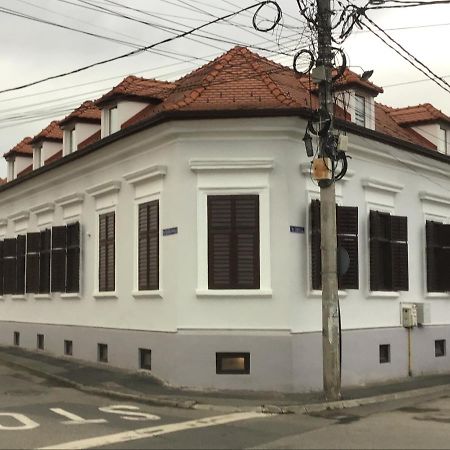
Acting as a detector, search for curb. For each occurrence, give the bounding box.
[1,352,450,416]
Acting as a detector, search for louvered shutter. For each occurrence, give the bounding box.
[426,221,439,292]
[369,210,383,291]
[0,241,3,296]
[51,226,66,292]
[336,206,359,289]
[138,201,159,291]
[435,223,450,291]
[26,232,40,293]
[66,222,80,293]
[3,239,16,294]
[390,215,408,291]
[40,229,51,293]
[208,195,259,289]
[310,199,322,290]
[235,196,259,289]
[16,235,26,294]
[99,213,115,292]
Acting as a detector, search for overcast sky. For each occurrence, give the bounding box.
[0,0,449,177]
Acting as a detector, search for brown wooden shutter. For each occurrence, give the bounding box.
[336,206,359,289]
[26,232,40,293]
[66,222,80,293]
[138,201,159,291]
[310,199,322,290]
[3,238,16,295]
[426,221,439,292]
[208,195,259,289]
[0,241,3,296]
[99,212,115,292]
[16,235,26,295]
[369,210,382,292]
[51,226,66,292]
[40,229,51,293]
[390,215,408,291]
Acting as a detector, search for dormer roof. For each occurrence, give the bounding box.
[59,100,101,127]
[95,75,177,107]
[30,121,63,145]
[3,136,34,159]
[333,68,384,95]
[387,103,450,127]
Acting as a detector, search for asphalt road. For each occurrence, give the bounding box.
[1,361,450,449]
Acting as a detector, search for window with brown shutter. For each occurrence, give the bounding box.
[369,210,408,292]
[310,200,359,290]
[16,235,26,295]
[26,232,40,293]
[138,201,159,291]
[3,238,16,295]
[208,195,259,290]
[426,220,450,292]
[0,241,3,296]
[99,212,115,292]
[66,222,80,293]
[51,226,66,292]
[40,229,51,293]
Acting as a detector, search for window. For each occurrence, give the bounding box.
[354,95,366,127]
[108,106,119,135]
[216,352,250,374]
[34,147,42,169]
[426,221,450,292]
[0,241,3,296]
[138,201,159,291]
[26,233,40,294]
[439,127,449,154]
[435,339,446,357]
[37,334,44,350]
[3,237,26,295]
[13,332,20,346]
[66,223,81,293]
[139,348,152,370]
[369,211,408,292]
[98,343,108,363]
[51,226,66,292]
[379,344,390,363]
[64,340,73,356]
[40,229,51,293]
[310,200,359,290]
[99,212,115,292]
[68,128,76,154]
[207,195,259,290]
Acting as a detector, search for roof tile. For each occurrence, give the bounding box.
[30,121,63,144]
[3,136,33,158]
[60,100,101,126]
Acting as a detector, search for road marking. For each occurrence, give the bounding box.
[0,413,39,430]
[39,411,269,449]
[50,408,107,425]
[98,404,160,421]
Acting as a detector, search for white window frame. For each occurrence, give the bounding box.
[354,94,366,127]
[190,159,273,297]
[108,106,119,135]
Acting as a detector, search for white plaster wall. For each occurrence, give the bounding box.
[0,117,449,336]
[14,155,33,176]
[413,124,440,148]
[41,141,62,164]
[101,101,149,138]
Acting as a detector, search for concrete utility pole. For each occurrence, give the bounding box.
[316,0,341,401]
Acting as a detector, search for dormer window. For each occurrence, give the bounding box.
[68,128,76,153]
[34,146,42,169]
[440,127,449,154]
[108,106,119,135]
[355,95,366,127]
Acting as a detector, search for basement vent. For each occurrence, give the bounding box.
[216,352,250,375]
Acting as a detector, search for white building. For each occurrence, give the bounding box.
[1,46,450,392]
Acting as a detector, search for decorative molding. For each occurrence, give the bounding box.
[30,202,55,215]
[361,177,404,194]
[419,191,450,206]
[86,180,121,198]
[190,159,274,172]
[8,211,29,222]
[123,165,167,185]
[55,193,84,208]
[0,219,7,227]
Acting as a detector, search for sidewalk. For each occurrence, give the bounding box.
[1,345,449,414]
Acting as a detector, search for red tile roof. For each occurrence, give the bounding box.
[30,121,63,144]
[60,100,101,126]
[334,68,383,95]
[387,103,450,126]
[4,136,34,158]
[96,75,176,106]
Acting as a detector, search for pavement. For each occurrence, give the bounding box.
[1,345,449,416]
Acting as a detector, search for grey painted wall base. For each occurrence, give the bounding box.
[1,321,449,392]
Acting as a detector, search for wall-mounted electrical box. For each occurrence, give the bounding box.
[401,303,418,328]
[415,303,431,326]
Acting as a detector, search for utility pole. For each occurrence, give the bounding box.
[316,0,341,401]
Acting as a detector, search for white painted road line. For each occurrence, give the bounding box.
[38,411,270,449]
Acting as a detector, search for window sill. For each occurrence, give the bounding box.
[11,295,27,301]
[425,292,450,299]
[132,290,162,299]
[93,291,118,300]
[61,293,81,300]
[34,294,52,300]
[308,290,348,299]
[367,291,400,299]
[196,289,272,298]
